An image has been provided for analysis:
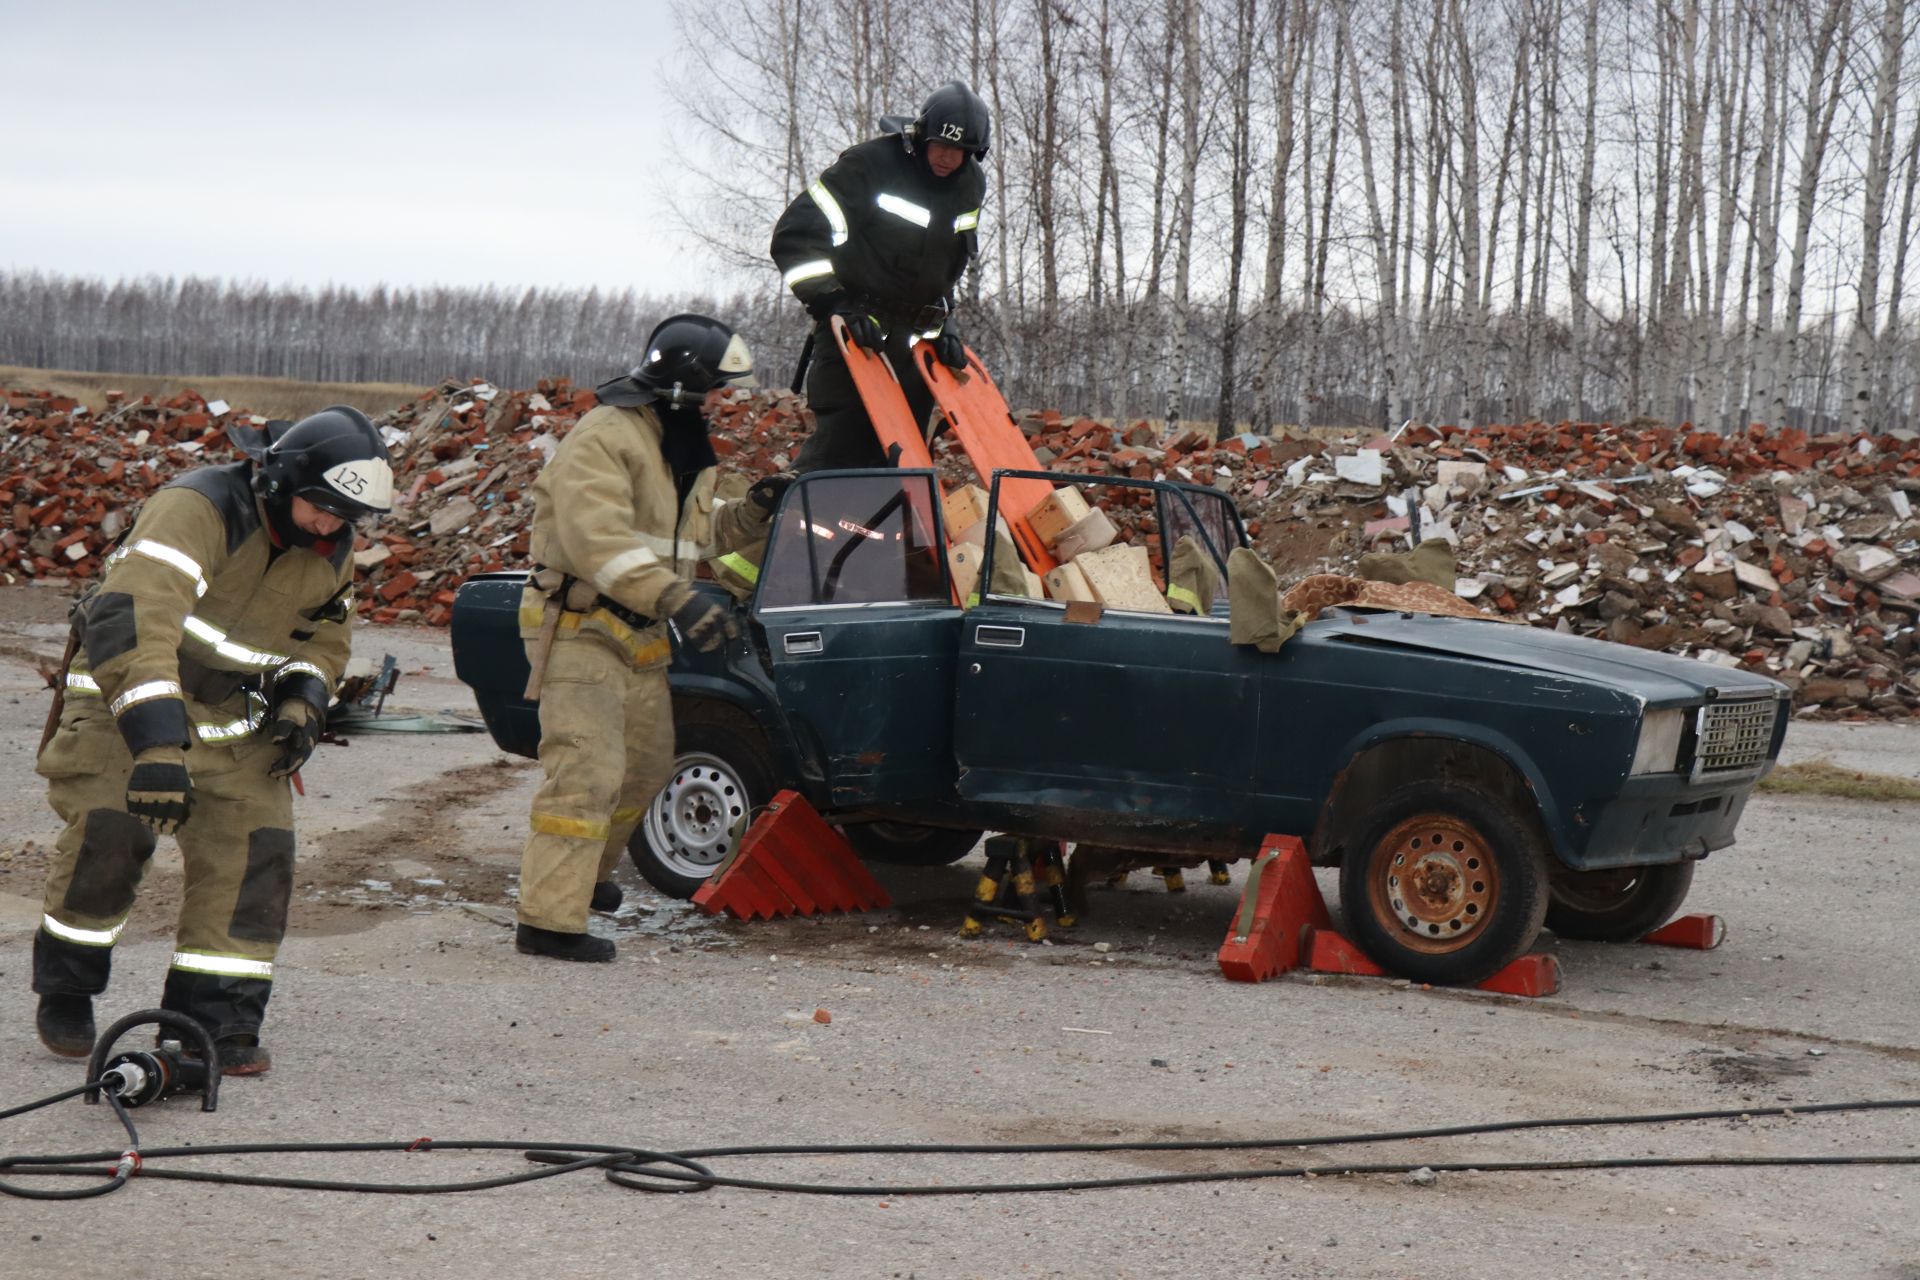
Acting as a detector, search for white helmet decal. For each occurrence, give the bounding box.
[322,457,394,511]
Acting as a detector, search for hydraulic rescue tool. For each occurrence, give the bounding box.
[85,1008,222,1113]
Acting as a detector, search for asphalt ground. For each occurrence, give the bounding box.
[0,588,1916,1278]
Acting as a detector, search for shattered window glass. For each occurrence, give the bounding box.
[758,473,949,609]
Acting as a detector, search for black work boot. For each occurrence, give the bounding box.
[515,924,616,963]
[214,1035,272,1077]
[589,880,624,914]
[36,993,96,1058]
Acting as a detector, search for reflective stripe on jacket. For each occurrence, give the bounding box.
[70,464,354,756]
[769,135,986,321]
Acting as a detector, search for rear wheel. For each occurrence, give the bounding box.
[839,822,982,867]
[630,704,776,898]
[1546,861,1695,942]
[1338,781,1551,986]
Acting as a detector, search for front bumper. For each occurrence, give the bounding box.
[1570,772,1760,869]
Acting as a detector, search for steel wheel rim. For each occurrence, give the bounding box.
[642,752,751,879]
[1552,867,1646,913]
[1365,813,1498,954]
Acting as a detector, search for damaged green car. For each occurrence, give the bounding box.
[453,468,1789,985]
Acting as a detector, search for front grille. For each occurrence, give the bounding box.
[1694,698,1775,777]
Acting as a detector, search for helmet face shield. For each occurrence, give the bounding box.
[716,332,757,389]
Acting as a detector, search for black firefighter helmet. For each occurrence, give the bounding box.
[253,405,394,545]
[913,81,990,158]
[596,313,757,409]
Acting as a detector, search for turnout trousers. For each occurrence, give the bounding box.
[517,631,675,934]
[792,323,939,474]
[32,698,296,1042]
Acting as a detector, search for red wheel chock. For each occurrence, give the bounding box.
[1216,835,1330,982]
[1639,912,1724,950]
[691,790,892,920]
[1304,930,1562,997]
[1216,833,1559,996]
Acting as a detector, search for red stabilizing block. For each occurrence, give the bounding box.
[1639,912,1724,950]
[1217,835,1330,983]
[1478,953,1561,997]
[691,791,892,919]
[1305,928,1386,976]
[1306,928,1561,997]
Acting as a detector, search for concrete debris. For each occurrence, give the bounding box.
[5,380,1918,720]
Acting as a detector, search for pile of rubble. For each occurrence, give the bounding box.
[3,377,1915,719]
[1007,412,1920,721]
[0,379,809,628]
[0,386,249,583]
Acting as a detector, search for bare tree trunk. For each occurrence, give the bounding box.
[1569,0,1601,419]
[1448,0,1485,432]
[1164,0,1202,430]
[1340,0,1400,430]
[1698,0,1752,435]
[1032,0,1062,408]
[1660,0,1708,428]
[1879,95,1920,428]
[1215,0,1258,433]
[1746,0,1787,427]
[1770,0,1852,431]
[1254,0,1306,433]
[1847,0,1907,435]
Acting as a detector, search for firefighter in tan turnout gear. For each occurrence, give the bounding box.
[516,314,788,962]
[32,407,393,1074]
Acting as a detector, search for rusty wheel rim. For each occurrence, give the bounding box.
[1365,813,1498,954]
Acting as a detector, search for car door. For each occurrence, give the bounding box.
[753,470,962,809]
[949,475,1262,827]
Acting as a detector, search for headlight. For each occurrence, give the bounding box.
[1630,708,1687,775]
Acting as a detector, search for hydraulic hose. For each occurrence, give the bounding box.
[4,1089,1920,1200]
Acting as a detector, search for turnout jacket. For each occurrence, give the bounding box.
[770,135,986,325]
[522,403,769,668]
[68,463,355,757]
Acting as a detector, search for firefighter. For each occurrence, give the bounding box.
[515,314,788,962]
[32,407,393,1075]
[770,80,990,472]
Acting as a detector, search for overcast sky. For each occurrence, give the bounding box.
[4,0,728,295]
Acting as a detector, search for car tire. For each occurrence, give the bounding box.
[1338,780,1552,986]
[1545,861,1695,942]
[630,703,776,899]
[839,822,982,867]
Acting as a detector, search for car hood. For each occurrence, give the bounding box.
[1324,611,1786,707]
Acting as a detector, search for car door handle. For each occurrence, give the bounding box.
[975,625,1025,649]
[783,631,823,655]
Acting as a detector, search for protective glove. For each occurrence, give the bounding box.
[126,747,193,835]
[658,581,739,654]
[832,303,884,352]
[268,697,323,779]
[930,329,969,371]
[748,472,796,514]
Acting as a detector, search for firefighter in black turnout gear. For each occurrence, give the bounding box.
[771,80,990,472]
[31,407,393,1075]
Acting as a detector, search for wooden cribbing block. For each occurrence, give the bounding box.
[1074,543,1172,614]
[943,484,990,536]
[1027,486,1092,546]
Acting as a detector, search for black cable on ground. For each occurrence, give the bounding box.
[4,1087,1919,1201]
[0,1078,142,1201]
